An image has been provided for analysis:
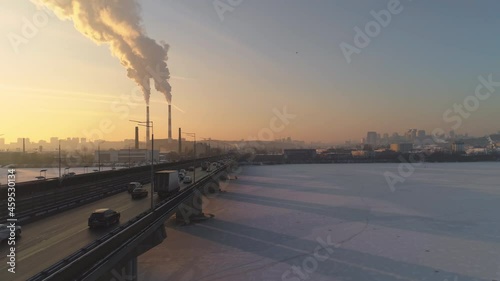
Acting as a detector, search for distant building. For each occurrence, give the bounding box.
[366,132,377,146]
[451,141,465,154]
[252,154,285,164]
[390,143,413,153]
[405,129,417,142]
[417,130,426,138]
[351,150,372,158]
[283,149,316,162]
[95,149,159,163]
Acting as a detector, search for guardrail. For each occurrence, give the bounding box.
[0,155,231,224]
[0,154,232,198]
[28,164,230,281]
[0,171,149,224]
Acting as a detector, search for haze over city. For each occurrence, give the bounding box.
[2,1,500,144]
[3,1,500,281]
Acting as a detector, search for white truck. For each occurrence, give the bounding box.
[154,170,180,198]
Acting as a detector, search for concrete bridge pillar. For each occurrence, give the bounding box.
[175,176,223,224]
[92,225,166,281]
[175,191,205,224]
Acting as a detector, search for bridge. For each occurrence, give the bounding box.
[0,156,235,281]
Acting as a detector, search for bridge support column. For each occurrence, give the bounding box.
[92,225,166,281]
[175,172,228,225]
[201,180,220,197]
[175,191,206,224]
[95,254,137,281]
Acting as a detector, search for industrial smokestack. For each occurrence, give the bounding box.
[168,104,172,140]
[146,106,150,149]
[178,127,182,154]
[37,0,172,105]
[135,127,139,149]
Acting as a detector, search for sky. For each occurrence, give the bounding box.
[1,0,500,144]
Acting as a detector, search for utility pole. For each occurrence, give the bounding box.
[58,141,61,178]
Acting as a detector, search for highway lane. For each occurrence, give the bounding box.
[0,168,209,281]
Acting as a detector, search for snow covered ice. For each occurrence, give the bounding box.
[138,162,500,281]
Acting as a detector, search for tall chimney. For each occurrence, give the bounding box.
[134,126,139,149]
[178,127,182,154]
[23,138,25,153]
[146,105,150,149]
[168,104,172,140]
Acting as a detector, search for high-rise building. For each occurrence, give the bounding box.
[366,131,377,146]
[417,130,426,138]
[405,129,417,142]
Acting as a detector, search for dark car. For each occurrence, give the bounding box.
[127,182,142,193]
[131,187,148,199]
[183,175,193,184]
[88,208,120,228]
[187,166,195,171]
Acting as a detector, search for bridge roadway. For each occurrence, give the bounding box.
[0,168,208,281]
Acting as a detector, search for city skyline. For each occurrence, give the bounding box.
[1,127,499,149]
[2,1,500,144]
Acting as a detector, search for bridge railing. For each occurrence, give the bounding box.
[27,163,231,281]
[0,155,231,224]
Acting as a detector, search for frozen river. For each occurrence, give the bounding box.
[0,166,125,185]
[139,162,500,281]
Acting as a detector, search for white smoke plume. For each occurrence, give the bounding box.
[34,0,172,104]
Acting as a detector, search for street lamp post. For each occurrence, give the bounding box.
[58,141,61,178]
[130,119,154,210]
[97,143,100,172]
[183,132,196,183]
[96,141,105,172]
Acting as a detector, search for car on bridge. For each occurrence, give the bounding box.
[183,175,193,184]
[127,182,142,193]
[0,224,21,242]
[131,186,148,199]
[88,208,120,228]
